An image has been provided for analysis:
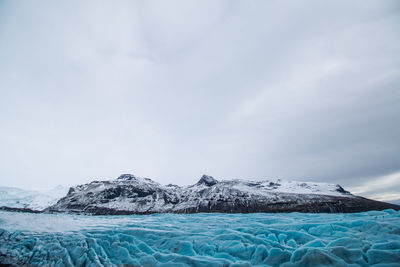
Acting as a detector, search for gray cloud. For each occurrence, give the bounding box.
[0,0,399,200]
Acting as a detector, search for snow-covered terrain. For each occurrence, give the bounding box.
[47,174,399,214]
[1,209,399,266]
[0,185,68,211]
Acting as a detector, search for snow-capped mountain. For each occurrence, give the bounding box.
[47,174,399,214]
[0,185,68,211]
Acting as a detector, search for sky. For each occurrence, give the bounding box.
[0,0,399,202]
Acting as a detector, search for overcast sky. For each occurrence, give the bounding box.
[0,0,399,201]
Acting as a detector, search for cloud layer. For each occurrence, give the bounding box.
[0,0,399,200]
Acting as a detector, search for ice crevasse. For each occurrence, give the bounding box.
[0,210,400,266]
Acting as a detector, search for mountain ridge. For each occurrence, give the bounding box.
[46,174,400,215]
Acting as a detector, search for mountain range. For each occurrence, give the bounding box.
[44,174,399,215]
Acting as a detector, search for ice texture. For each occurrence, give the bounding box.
[0,210,400,266]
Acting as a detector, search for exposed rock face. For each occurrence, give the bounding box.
[196,175,218,186]
[46,174,400,215]
[117,174,137,181]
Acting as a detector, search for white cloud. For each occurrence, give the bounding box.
[0,0,399,194]
[347,171,400,202]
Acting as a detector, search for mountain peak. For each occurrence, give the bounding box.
[197,175,218,186]
[335,185,351,194]
[117,174,137,181]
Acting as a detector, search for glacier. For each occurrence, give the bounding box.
[0,185,68,211]
[1,210,400,266]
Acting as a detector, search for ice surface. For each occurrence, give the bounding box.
[0,210,399,266]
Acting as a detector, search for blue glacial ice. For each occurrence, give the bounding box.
[0,210,399,266]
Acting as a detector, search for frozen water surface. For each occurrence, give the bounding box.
[0,210,399,266]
